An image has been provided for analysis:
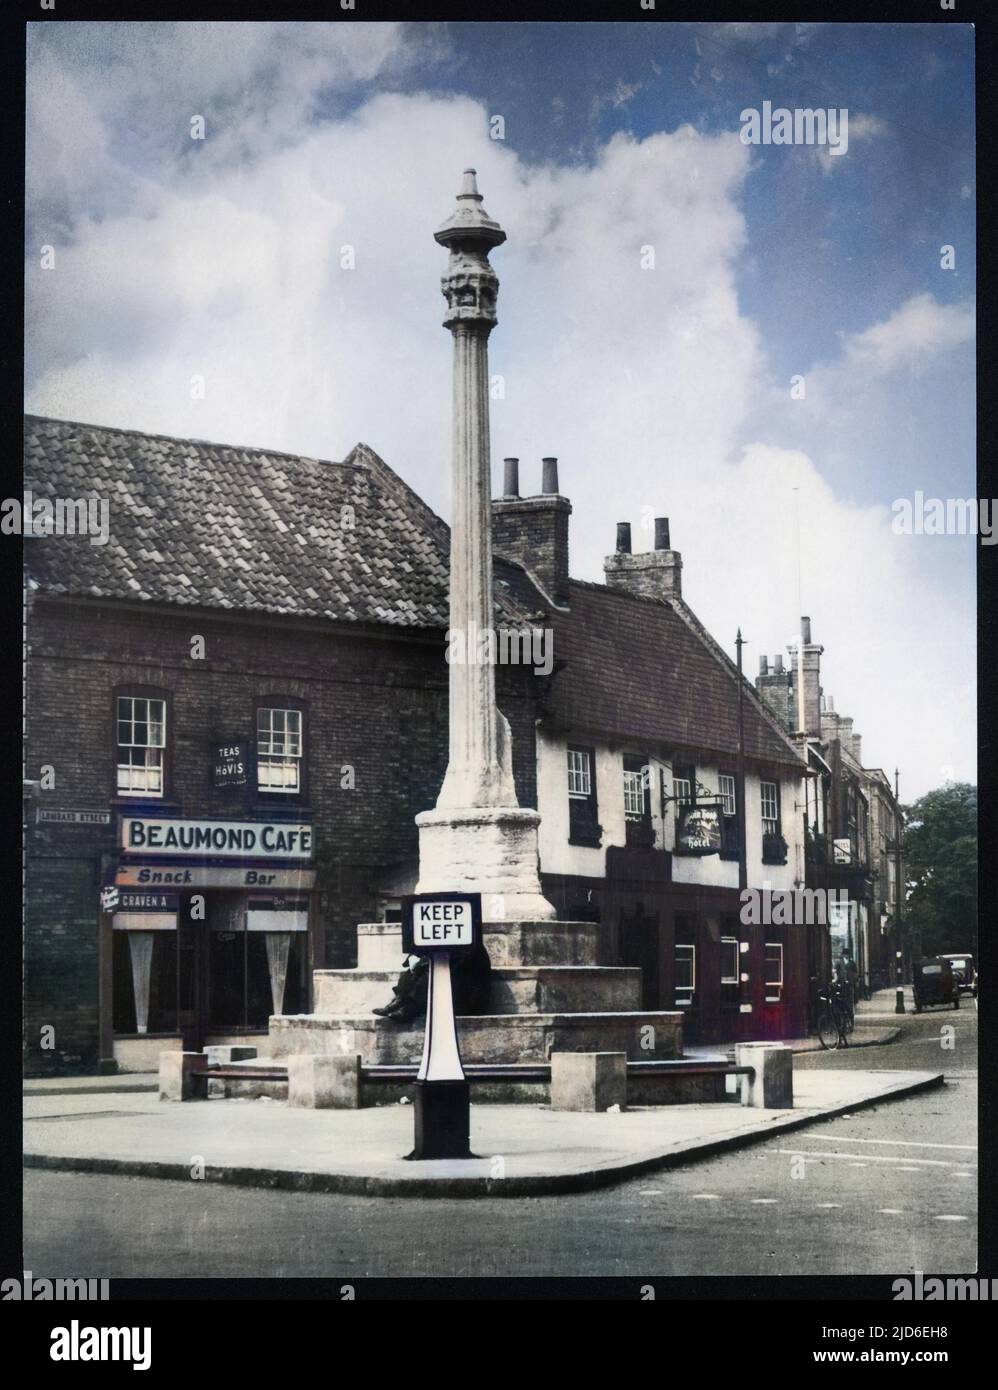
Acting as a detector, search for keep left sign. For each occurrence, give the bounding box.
[413,899,474,948]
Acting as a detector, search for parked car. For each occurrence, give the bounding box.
[912,958,960,1013]
[939,952,976,996]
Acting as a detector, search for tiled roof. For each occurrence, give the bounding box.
[548,581,805,770]
[23,416,533,629]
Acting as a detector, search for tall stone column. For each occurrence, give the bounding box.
[416,171,554,921]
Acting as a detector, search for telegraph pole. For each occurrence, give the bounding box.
[735,629,747,894]
[894,767,905,1014]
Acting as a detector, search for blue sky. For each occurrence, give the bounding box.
[25,21,976,796]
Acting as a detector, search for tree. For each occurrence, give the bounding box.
[902,782,977,959]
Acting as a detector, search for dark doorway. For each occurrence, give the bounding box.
[617,899,661,1010]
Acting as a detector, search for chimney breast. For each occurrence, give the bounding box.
[502,457,520,499]
[604,519,682,602]
[491,456,572,604]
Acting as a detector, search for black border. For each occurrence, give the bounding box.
[3,0,994,1317]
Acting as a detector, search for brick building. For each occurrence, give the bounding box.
[25,415,813,1075]
[23,416,539,1075]
[755,619,905,994]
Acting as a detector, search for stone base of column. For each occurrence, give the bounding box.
[415,806,556,921]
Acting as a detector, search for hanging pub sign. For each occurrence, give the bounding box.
[675,803,723,855]
[212,740,249,788]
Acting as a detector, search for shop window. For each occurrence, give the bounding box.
[765,941,784,1004]
[567,745,601,847]
[112,931,179,1035]
[209,899,309,1030]
[257,706,303,793]
[116,695,166,797]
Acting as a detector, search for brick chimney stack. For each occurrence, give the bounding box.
[787,614,824,739]
[491,456,572,605]
[603,516,683,602]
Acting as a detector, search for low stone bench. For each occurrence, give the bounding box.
[734,1043,793,1109]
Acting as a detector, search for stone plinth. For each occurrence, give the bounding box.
[415,807,555,921]
[270,1009,682,1066]
[550,1051,627,1112]
[356,919,600,970]
[314,964,640,1018]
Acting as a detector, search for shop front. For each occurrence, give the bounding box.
[103,815,317,1072]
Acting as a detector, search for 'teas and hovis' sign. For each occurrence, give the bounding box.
[120,816,312,859]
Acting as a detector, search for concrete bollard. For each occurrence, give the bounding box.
[287,1053,362,1109]
[159,1051,201,1102]
[550,1051,627,1112]
[734,1043,793,1109]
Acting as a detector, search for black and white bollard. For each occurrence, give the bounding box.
[403,893,480,1160]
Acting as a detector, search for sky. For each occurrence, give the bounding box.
[24,21,977,799]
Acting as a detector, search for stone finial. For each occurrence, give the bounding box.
[435,171,506,329]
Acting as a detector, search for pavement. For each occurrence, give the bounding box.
[24,1066,943,1198]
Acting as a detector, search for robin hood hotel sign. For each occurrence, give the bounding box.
[676,804,723,855]
[121,816,312,859]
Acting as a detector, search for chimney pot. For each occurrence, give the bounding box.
[541,457,559,495]
[616,522,632,554]
[801,615,812,644]
[774,655,784,674]
[654,517,671,551]
[502,457,520,499]
[759,656,769,676]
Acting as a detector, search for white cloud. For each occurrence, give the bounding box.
[24,25,976,797]
[841,292,974,376]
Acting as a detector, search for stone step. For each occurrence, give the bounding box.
[356,919,601,971]
[270,1009,683,1066]
[314,964,641,1017]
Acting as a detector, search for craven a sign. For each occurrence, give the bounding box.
[120,816,312,859]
